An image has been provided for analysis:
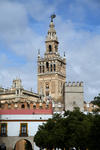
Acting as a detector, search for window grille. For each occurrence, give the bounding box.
[0,123,7,136]
[20,123,28,136]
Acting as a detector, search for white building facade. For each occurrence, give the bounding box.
[0,113,52,150]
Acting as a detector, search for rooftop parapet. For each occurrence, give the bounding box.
[65,81,83,87]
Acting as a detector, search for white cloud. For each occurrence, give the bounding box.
[0,1,27,33]
[0,61,37,93]
[0,0,45,60]
[0,0,47,93]
[24,0,56,21]
[0,0,100,102]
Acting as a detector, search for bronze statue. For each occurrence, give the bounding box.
[50,14,56,22]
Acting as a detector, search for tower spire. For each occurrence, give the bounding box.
[46,14,58,42]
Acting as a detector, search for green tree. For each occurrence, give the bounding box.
[25,140,32,150]
[88,114,100,150]
[64,108,91,150]
[91,93,100,107]
[34,118,56,150]
[34,113,66,150]
[34,108,96,150]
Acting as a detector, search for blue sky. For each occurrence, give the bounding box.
[0,0,100,101]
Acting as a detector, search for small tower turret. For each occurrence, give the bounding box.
[12,79,23,89]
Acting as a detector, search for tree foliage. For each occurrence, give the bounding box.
[25,141,32,150]
[91,93,100,107]
[88,114,100,150]
[34,108,100,150]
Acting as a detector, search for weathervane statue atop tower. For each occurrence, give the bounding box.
[50,14,56,22]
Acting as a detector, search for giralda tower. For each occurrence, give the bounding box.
[37,15,66,102]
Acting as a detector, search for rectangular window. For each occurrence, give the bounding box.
[0,123,7,136]
[20,123,28,136]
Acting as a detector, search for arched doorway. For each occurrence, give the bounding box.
[14,139,32,150]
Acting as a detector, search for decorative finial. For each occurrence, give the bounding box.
[64,51,66,57]
[38,49,40,58]
[50,14,56,22]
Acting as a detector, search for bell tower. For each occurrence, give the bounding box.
[45,15,58,57]
[37,15,66,102]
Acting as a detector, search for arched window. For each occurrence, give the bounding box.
[49,45,52,52]
[55,45,57,52]
[46,62,49,71]
[40,66,41,73]
[16,89,19,95]
[43,65,44,73]
[27,103,30,109]
[50,64,52,72]
[54,64,56,72]
[21,104,25,109]
[33,104,36,109]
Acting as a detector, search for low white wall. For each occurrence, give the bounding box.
[7,121,44,136]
